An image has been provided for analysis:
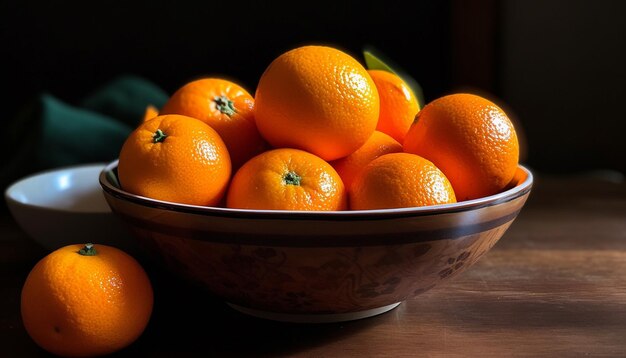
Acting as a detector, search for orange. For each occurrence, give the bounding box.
[504,166,528,191]
[350,152,456,210]
[226,148,347,211]
[403,93,519,201]
[161,78,266,169]
[21,243,153,357]
[255,45,380,161]
[142,104,159,122]
[118,114,231,206]
[368,70,420,143]
[330,130,402,189]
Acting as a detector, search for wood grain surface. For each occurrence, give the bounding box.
[1,173,625,357]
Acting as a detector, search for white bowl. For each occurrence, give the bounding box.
[5,163,136,252]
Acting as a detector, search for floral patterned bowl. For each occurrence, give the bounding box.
[100,160,532,323]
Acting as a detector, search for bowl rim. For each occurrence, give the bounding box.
[100,159,533,220]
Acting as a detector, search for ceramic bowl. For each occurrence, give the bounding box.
[5,164,136,252]
[100,160,532,323]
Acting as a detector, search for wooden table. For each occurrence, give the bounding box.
[2,173,625,357]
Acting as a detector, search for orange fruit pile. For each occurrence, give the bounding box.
[118,44,520,211]
[20,45,523,354]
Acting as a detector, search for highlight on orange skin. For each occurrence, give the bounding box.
[254,45,380,161]
[118,114,231,206]
[404,93,519,201]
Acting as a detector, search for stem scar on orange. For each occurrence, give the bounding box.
[254,45,380,161]
[118,114,231,206]
[161,78,267,170]
[21,243,153,357]
[403,93,519,201]
[226,148,347,211]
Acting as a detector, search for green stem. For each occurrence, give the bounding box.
[78,243,97,256]
[283,171,302,186]
[214,96,236,116]
[153,129,167,143]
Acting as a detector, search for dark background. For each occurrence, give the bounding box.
[1,0,624,177]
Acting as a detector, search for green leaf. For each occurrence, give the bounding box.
[363,47,425,108]
[364,51,395,73]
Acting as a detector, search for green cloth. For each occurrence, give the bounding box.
[81,75,170,128]
[1,75,168,191]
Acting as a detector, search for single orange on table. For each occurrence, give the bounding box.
[404,93,519,201]
[368,69,420,143]
[118,114,231,206]
[21,243,153,357]
[161,78,266,169]
[227,148,347,211]
[330,130,403,190]
[350,152,456,210]
[255,45,380,161]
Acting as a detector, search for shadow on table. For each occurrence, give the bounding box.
[114,262,380,357]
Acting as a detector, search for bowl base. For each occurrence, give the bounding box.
[227,302,402,323]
